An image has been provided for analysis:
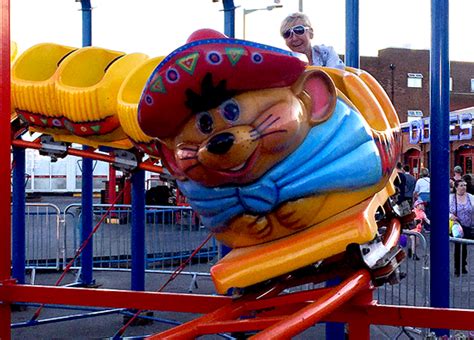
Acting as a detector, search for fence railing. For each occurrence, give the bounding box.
[376,230,430,308]
[20,203,62,270]
[450,237,474,309]
[63,204,217,276]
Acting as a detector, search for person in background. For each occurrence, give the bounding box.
[449,179,474,276]
[403,165,416,207]
[414,167,431,221]
[280,12,345,69]
[409,199,430,261]
[450,165,463,192]
[462,174,474,195]
[394,162,406,205]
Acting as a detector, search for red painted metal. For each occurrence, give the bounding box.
[108,164,116,203]
[149,299,247,339]
[11,139,163,173]
[0,0,12,338]
[339,304,474,330]
[0,284,230,313]
[252,270,372,339]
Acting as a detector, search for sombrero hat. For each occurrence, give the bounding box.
[138,29,307,139]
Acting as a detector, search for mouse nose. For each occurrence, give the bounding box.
[207,132,235,154]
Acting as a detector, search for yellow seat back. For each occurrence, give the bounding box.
[56,47,148,123]
[11,43,77,117]
[118,56,164,144]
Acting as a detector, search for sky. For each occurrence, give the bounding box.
[10,0,474,62]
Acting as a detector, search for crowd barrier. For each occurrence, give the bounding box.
[22,203,62,270]
[450,237,474,309]
[376,230,430,308]
[14,204,474,311]
[63,204,217,278]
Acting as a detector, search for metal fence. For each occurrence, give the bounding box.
[375,230,430,307]
[22,203,62,270]
[450,237,474,309]
[63,204,217,276]
[376,230,474,310]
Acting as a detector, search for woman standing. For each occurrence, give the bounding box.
[449,179,474,276]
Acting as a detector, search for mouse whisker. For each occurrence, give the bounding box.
[252,129,287,141]
[251,114,273,133]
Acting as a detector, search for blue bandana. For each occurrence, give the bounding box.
[178,99,382,230]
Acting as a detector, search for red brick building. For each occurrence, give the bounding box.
[358,48,474,175]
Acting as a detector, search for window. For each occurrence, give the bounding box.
[407,110,423,123]
[471,79,474,92]
[407,73,423,88]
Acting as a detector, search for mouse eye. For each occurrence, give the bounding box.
[220,99,240,122]
[196,112,213,134]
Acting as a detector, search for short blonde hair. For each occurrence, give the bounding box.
[280,12,312,36]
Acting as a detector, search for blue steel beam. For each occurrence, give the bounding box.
[345,0,359,68]
[325,2,361,339]
[12,147,26,285]
[80,148,94,286]
[80,0,92,46]
[430,0,450,336]
[79,0,94,286]
[131,170,146,292]
[222,0,235,38]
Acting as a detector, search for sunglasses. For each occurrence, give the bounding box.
[282,25,309,39]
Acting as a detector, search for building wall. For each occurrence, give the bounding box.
[359,48,474,123]
[352,48,474,174]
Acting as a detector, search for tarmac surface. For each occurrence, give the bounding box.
[8,195,474,338]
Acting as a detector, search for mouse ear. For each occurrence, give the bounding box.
[158,143,187,181]
[292,69,337,125]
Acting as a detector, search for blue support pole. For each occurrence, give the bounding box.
[80,0,92,47]
[80,148,94,285]
[345,0,359,68]
[430,0,450,336]
[131,170,146,292]
[323,2,361,338]
[220,0,236,263]
[12,147,26,284]
[78,0,94,286]
[222,0,235,38]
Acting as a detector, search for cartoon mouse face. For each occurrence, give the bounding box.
[159,70,337,187]
[165,88,305,187]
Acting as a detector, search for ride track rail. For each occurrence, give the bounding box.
[11,139,164,174]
